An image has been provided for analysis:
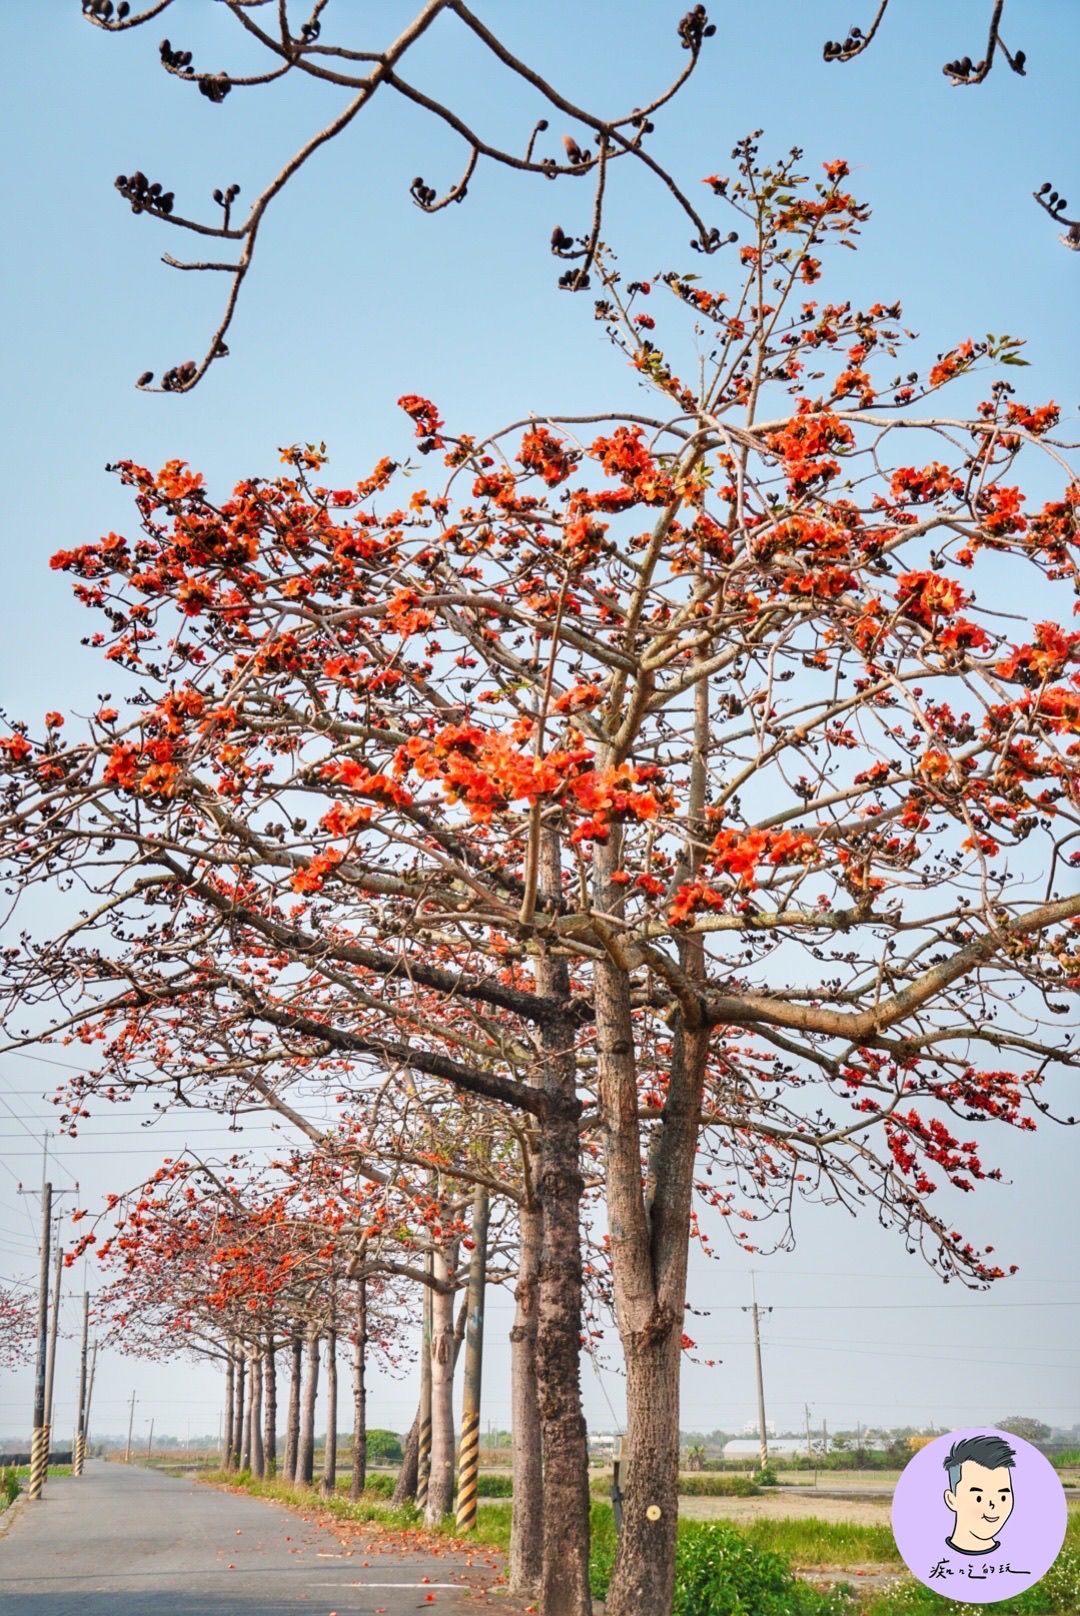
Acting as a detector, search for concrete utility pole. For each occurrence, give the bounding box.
[742,1274,773,1470]
[455,1187,489,1533]
[83,1341,99,1453]
[126,1391,137,1463]
[74,1293,90,1476]
[28,1182,53,1501]
[43,1240,64,1466]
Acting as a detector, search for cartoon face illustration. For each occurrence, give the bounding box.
[943,1434,1017,1554]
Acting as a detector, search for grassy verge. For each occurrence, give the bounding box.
[206,1471,1080,1615]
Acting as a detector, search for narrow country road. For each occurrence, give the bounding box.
[0,1463,497,1616]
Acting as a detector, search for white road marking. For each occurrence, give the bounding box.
[309,1581,463,1588]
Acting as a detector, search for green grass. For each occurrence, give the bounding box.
[9,1464,73,1479]
[206,1471,1080,1614]
[742,1517,901,1567]
[590,1471,761,1499]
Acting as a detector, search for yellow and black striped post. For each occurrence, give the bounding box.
[27,1425,49,1501]
[455,1187,489,1534]
[416,1269,432,1511]
[73,1293,89,1478]
[455,1410,481,1532]
[28,1182,53,1500]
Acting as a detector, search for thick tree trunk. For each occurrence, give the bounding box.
[250,1351,266,1478]
[282,1331,302,1483]
[264,1330,277,1475]
[533,830,592,1616]
[297,1329,320,1486]
[391,1409,420,1506]
[350,1280,367,1500]
[232,1347,246,1470]
[223,1352,236,1472]
[509,1197,543,1596]
[597,707,711,1616]
[238,1353,251,1472]
[417,1268,432,1511]
[321,1327,338,1496]
[424,1247,456,1524]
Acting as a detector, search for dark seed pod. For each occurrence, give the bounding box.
[136,371,154,388]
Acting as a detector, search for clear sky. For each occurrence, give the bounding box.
[1,2,1078,1449]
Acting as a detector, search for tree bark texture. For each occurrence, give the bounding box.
[508,1196,543,1596]
[533,829,593,1616]
[282,1331,302,1483]
[297,1328,320,1486]
[391,1409,420,1506]
[238,1353,251,1472]
[264,1330,277,1474]
[321,1328,338,1496]
[424,1247,456,1524]
[250,1351,265,1479]
[351,1279,368,1499]
[223,1352,236,1471]
[595,759,711,1616]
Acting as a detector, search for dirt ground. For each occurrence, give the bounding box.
[678,1493,894,1526]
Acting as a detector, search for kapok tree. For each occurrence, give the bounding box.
[79,0,722,391]
[0,1285,38,1371]
[83,1146,414,1484]
[3,139,1080,1615]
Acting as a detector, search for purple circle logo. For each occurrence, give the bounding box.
[891,1427,1067,1603]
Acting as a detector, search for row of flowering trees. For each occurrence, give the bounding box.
[4,141,1079,1614]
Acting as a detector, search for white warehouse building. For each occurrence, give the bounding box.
[722,1438,813,1460]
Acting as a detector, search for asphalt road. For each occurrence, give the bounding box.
[0,1462,494,1616]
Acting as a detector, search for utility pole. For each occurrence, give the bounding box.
[83,1341,99,1453]
[147,1418,155,1459]
[27,1182,53,1501]
[804,1404,813,1460]
[455,1186,489,1533]
[742,1274,773,1470]
[43,1240,64,1467]
[20,1135,78,1498]
[74,1293,90,1476]
[126,1391,137,1463]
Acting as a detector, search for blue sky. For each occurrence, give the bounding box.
[1,2,1078,1445]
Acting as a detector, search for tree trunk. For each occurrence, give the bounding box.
[509,1196,543,1595]
[264,1329,277,1475]
[455,1187,489,1533]
[238,1352,251,1472]
[350,1279,367,1500]
[424,1246,456,1524]
[282,1331,302,1483]
[597,702,711,1616]
[297,1329,320,1486]
[250,1352,265,1479]
[392,1409,420,1506]
[416,1270,433,1512]
[533,830,592,1616]
[223,1352,236,1472]
[321,1327,338,1496]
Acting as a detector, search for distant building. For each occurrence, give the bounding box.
[722,1438,809,1460]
